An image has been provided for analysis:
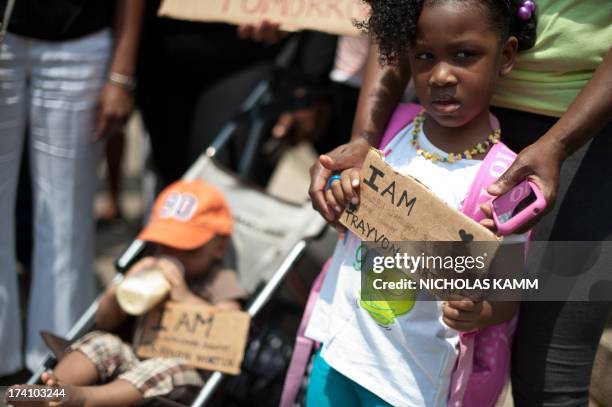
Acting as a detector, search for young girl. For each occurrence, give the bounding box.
[304,0,536,405]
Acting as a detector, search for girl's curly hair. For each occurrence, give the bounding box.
[357,0,537,65]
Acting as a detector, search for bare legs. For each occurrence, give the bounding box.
[36,351,143,407]
[50,351,98,386]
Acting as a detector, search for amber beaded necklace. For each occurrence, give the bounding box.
[411,111,500,163]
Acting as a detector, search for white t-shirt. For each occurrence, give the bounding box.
[305,120,524,406]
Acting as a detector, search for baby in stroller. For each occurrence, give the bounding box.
[19,180,247,406]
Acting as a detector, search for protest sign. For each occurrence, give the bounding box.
[158,0,369,36]
[340,148,500,244]
[341,149,502,299]
[134,301,250,375]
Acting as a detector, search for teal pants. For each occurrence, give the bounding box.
[306,350,392,407]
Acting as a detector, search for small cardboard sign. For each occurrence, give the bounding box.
[158,0,369,36]
[341,148,501,297]
[134,301,250,375]
[340,148,500,244]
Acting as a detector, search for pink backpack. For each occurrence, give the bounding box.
[281,104,520,407]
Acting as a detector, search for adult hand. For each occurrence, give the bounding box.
[486,138,566,234]
[272,101,331,144]
[237,20,287,44]
[94,83,134,140]
[309,138,372,225]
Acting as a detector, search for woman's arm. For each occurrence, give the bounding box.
[309,39,410,223]
[95,0,145,140]
[110,0,144,80]
[488,47,612,232]
[349,40,411,144]
[545,47,612,156]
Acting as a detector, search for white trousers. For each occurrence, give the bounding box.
[0,30,110,374]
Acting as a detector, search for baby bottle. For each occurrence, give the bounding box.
[116,265,172,315]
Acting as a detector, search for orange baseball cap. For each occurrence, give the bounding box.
[138,180,232,250]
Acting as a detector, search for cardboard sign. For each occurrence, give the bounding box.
[134,301,250,375]
[158,0,369,36]
[341,149,501,298]
[341,148,500,244]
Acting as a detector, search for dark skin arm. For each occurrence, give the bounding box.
[156,258,239,310]
[485,46,612,232]
[308,39,410,226]
[95,257,156,331]
[96,284,128,332]
[95,0,145,140]
[350,40,411,146]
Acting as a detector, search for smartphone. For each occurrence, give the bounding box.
[492,180,546,235]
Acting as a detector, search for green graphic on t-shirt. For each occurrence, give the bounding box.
[359,267,416,326]
[353,244,369,271]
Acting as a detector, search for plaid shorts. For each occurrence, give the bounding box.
[68,331,203,398]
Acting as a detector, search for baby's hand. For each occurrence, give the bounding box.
[156,257,192,302]
[125,256,157,278]
[442,299,484,332]
[325,167,361,216]
[214,300,241,312]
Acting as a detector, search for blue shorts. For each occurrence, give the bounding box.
[306,350,391,407]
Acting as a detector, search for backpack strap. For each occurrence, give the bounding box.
[447,331,477,407]
[279,260,331,407]
[460,142,517,222]
[448,140,518,406]
[379,103,423,152]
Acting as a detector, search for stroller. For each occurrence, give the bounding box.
[24,43,330,404]
[26,149,327,407]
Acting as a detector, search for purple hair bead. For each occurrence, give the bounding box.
[517,0,535,20]
[518,6,532,20]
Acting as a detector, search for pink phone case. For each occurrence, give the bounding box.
[492,180,546,235]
